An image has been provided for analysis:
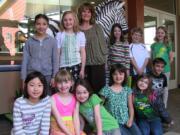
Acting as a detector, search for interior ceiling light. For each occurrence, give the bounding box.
[90,1,95,4]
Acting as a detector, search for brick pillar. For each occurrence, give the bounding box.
[127,0,144,31]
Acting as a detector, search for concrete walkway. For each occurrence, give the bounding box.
[164,132,180,135]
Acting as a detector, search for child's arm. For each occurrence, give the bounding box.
[73,102,81,135]
[141,58,149,73]
[51,98,72,135]
[13,100,25,135]
[21,42,30,86]
[94,104,103,135]
[39,98,51,135]
[130,58,140,74]
[127,93,134,128]
[80,47,86,79]
[169,51,174,63]
[51,40,59,87]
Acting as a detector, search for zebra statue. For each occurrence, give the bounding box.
[95,0,128,38]
[46,19,60,37]
[47,0,128,39]
[95,0,128,85]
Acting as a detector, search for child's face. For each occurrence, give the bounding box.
[35,18,48,35]
[81,9,92,22]
[76,85,89,103]
[63,13,75,30]
[153,63,164,75]
[131,32,142,43]
[113,27,121,41]
[27,77,43,101]
[56,80,73,94]
[156,28,165,42]
[112,70,125,84]
[137,78,149,92]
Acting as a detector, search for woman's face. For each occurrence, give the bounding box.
[81,8,92,22]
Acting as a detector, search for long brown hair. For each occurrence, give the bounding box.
[109,23,125,45]
[78,2,96,25]
[135,74,152,96]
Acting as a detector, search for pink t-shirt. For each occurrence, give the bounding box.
[52,93,76,117]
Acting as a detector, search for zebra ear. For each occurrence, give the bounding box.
[116,1,125,9]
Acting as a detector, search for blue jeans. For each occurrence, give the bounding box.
[137,118,163,135]
[119,122,142,135]
[103,128,121,135]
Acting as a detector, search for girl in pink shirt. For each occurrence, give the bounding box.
[51,70,85,135]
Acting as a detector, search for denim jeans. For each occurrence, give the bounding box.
[137,118,163,135]
[119,122,142,135]
[103,128,121,135]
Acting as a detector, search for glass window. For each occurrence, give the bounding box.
[0,0,104,65]
[144,0,176,14]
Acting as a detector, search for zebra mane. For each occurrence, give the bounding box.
[95,0,128,38]
[96,0,125,11]
[46,0,128,39]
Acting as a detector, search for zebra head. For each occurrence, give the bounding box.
[46,19,60,37]
[95,0,128,38]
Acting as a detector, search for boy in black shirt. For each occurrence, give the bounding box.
[149,58,173,125]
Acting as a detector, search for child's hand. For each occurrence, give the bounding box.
[50,78,55,87]
[126,119,133,128]
[79,69,85,79]
[137,69,143,75]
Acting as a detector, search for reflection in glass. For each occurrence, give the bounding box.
[144,15,157,51]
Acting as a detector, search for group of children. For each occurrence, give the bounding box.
[12,5,174,135]
[12,60,173,135]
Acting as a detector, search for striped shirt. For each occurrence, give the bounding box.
[109,42,130,69]
[13,96,51,135]
[56,31,86,68]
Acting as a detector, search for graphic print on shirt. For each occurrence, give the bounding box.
[156,47,166,58]
[82,108,94,126]
[152,78,164,96]
[22,113,36,128]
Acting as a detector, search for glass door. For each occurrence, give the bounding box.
[144,6,177,89]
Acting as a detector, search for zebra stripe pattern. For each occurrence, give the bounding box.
[95,0,128,38]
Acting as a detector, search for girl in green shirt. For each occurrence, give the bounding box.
[75,79,121,135]
[151,26,174,108]
[99,64,141,135]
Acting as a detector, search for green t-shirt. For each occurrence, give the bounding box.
[134,90,158,120]
[99,86,132,125]
[79,94,119,131]
[151,42,172,72]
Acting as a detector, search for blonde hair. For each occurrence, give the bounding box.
[154,26,169,45]
[131,27,143,36]
[60,11,80,33]
[55,69,73,83]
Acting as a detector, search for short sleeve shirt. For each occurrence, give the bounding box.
[133,90,158,120]
[151,42,172,72]
[99,86,132,124]
[79,94,119,131]
[56,31,86,67]
[130,43,150,74]
[150,72,167,96]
